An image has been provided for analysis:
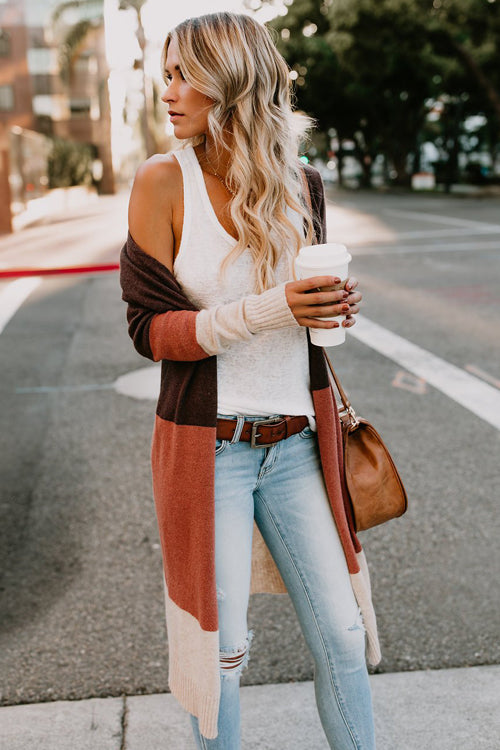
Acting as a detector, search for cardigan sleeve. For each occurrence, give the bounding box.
[194,282,298,357]
[121,236,298,363]
[128,282,299,362]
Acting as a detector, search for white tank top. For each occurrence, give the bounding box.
[173,146,315,420]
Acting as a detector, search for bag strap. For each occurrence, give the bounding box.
[300,165,326,244]
[300,167,313,213]
[300,168,357,427]
[323,348,360,429]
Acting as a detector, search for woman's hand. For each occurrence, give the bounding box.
[285,276,362,329]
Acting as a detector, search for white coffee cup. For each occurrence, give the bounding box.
[295,243,352,346]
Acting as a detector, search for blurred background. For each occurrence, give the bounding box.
[1,0,500,233]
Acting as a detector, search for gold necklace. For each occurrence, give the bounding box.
[204,148,236,195]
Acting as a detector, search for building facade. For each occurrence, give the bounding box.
[0,0,114,207]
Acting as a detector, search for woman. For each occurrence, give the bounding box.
[120,11,380,749]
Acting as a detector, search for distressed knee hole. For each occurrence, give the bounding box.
[219,631,253,678]
[220,649,247,672]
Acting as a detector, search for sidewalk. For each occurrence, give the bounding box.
[11,187,99,232]
[1,665,499,749]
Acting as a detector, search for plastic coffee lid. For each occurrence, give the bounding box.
[296,243,352,266]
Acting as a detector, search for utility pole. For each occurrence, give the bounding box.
[118,0,155,158]
[0,124,13,234]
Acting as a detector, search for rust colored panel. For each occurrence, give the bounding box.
[151,416,218,632]
[150,309,207,362]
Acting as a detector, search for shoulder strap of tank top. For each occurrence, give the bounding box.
[171,147,196,261]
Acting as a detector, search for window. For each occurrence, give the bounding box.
[74,56,91,73]
[23,0,51,26]
[0,84,14,111]
[32,74,54,96]
[27,47,58,75]
[73,54,98,74]
[32,94,69,119]
[29,29,46,48]
[70,97,91,117]
[0,29,10,57]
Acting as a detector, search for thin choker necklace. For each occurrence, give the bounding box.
[203,147,235,196]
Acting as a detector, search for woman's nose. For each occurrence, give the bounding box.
[161,82,177,103]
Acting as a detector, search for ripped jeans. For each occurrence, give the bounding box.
[190,416,375,750]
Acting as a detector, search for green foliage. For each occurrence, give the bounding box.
[48,138,95,188]
[251,0,500,184]
[52,0,96,25]
[118,0,147,12]
[58,18,94,82]
[52,1,104,82]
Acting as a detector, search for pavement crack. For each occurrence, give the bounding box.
[120,695,128,750]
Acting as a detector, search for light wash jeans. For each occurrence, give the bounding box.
[190,416,375,750]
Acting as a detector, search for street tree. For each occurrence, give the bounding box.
[415,0,500,126]
[262,0,441,184]
[52,0,115,192]
[117,0,156,158]
[251,0,500,183]
[53,0,156,160]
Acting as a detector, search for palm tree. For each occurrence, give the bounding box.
[52,0,115,192]
[53,1,103,82]
[53,0,154,155]
[52,0,155,193]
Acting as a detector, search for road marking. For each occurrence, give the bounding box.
[0,277,41,335]
[465,364,500,390]
[114,365,160,400]
[354,239,500,256]
[392,370,427,394]
[349,315,500,430]
[16,384,114,393]
[383,208,500,232]
[16,366,161,400]
[390,227,500,239]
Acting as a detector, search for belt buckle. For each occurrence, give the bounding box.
[250,417,284,449]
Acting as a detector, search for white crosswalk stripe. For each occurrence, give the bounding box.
[0,277,41,335]
[349,315,500,431]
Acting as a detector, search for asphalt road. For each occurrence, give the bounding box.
[1,189,499,707]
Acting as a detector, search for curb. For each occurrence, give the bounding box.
[1,667,499,750]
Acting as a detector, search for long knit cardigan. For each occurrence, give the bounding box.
[120,165,380,740]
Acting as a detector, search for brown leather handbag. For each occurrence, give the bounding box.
[324,350,408,532]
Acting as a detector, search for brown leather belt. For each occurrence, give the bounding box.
[216,415,309,449]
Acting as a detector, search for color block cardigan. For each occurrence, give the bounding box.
[120,165,380,740]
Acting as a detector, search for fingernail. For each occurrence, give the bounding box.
[342,291,349,299]
[341,304,350,312]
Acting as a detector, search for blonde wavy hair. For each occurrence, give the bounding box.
[162,12,315,293]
